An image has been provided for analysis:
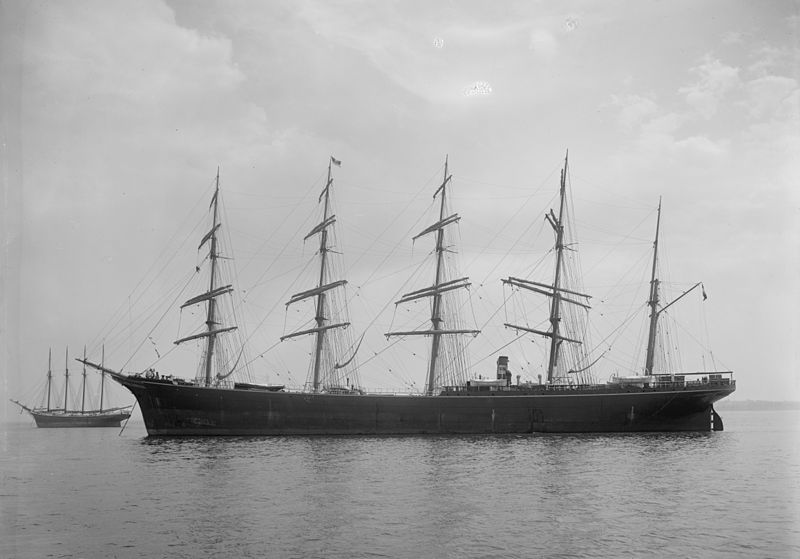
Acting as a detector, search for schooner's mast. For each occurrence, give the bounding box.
[81,346,87,413]
[644,198,662,375]
[63,348,70,412]
[99,345,105,412]
[46,348,52,412]
[282,157,350,393]
[386,156,479,395]
[174,169,237,386]
[503,152,590,384]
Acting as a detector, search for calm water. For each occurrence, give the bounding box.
[1,410,798,558]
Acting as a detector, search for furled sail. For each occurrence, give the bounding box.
[174,169,244,386]
[281,157,360,393]
[386,156,480,395]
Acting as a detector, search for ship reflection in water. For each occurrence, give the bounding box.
[5,411,790,558]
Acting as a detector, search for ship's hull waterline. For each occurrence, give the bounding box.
[113,374,734,436]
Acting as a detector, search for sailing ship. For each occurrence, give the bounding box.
[81,156,734,435]
[11,348,132,428]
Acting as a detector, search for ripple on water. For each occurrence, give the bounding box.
[1,410,798,558]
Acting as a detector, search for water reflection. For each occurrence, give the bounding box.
[3,413,798,558]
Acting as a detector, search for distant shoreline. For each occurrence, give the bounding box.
[715,400,800,411]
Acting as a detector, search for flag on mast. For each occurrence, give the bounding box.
[331,156,341,167]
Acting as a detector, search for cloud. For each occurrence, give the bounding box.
[612,94,659,130]
[744,74,798,118]
[22,0,266,212]
[673,135,729,158]
[528,29,558,59]
[679,56,740,118]
[747,43,787,76]
[14,0,277,364]
[635,112,728,159]
[608,91,729,175]
[721,30,746,45]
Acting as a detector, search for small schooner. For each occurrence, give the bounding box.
[11,347,132,428]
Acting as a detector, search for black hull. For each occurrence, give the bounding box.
[29,410,132,428]
[113,374,734,436]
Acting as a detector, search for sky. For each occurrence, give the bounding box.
[1,0,798,421]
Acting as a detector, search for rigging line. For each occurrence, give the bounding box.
[594,250,651,323]
[585,302,649,364]
[89,251,203,357]
[350,197,438,304]
[700,294,717,369]
[570,350,606,374]
[563,164,586,289]
[345,163,448,316]
[238,167,325,278]
[93,271,194,358]
[472,331,528,369]
[118,399,138,437]
[347,162,447,272]
[241,256,317,356]
[462,286,519,354]
[583,207,659,279]
[242,184,320,296]
[430,215,547,336]
[217,344,246,381]
[351,251,433,344]
[217,195,255,378]
[87,213,209,356]
[247,260,316,291]
[666,307,714,354]
[119,271,198,373]
[355,331,411,370]
[334,332,364,370]
[142,340,181,372]
[87,182,213,352]
[464,167,559,276]
[241,338,284,370]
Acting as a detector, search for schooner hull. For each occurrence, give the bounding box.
[114,375,734,436]
[30,410,131,428]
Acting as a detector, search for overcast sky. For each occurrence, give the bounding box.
[1,0,798,419]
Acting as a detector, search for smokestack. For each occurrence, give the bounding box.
[497,356,511,386]
[496,356,509,380]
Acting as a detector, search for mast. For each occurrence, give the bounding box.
[644,198,662,375]
[99,345,105,412]
[174,168,238,386]
[46,348,52,411]
[311,159,334,392]
[281,157,350,393]
[503,151,590,384]
[386,156,479,395]
[63,347,69,412]
[545,151,569,383]
[426,156,450,395]
[203,168,222,386]
[81,346,87,413]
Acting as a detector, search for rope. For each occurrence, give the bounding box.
[118,399,138,437]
